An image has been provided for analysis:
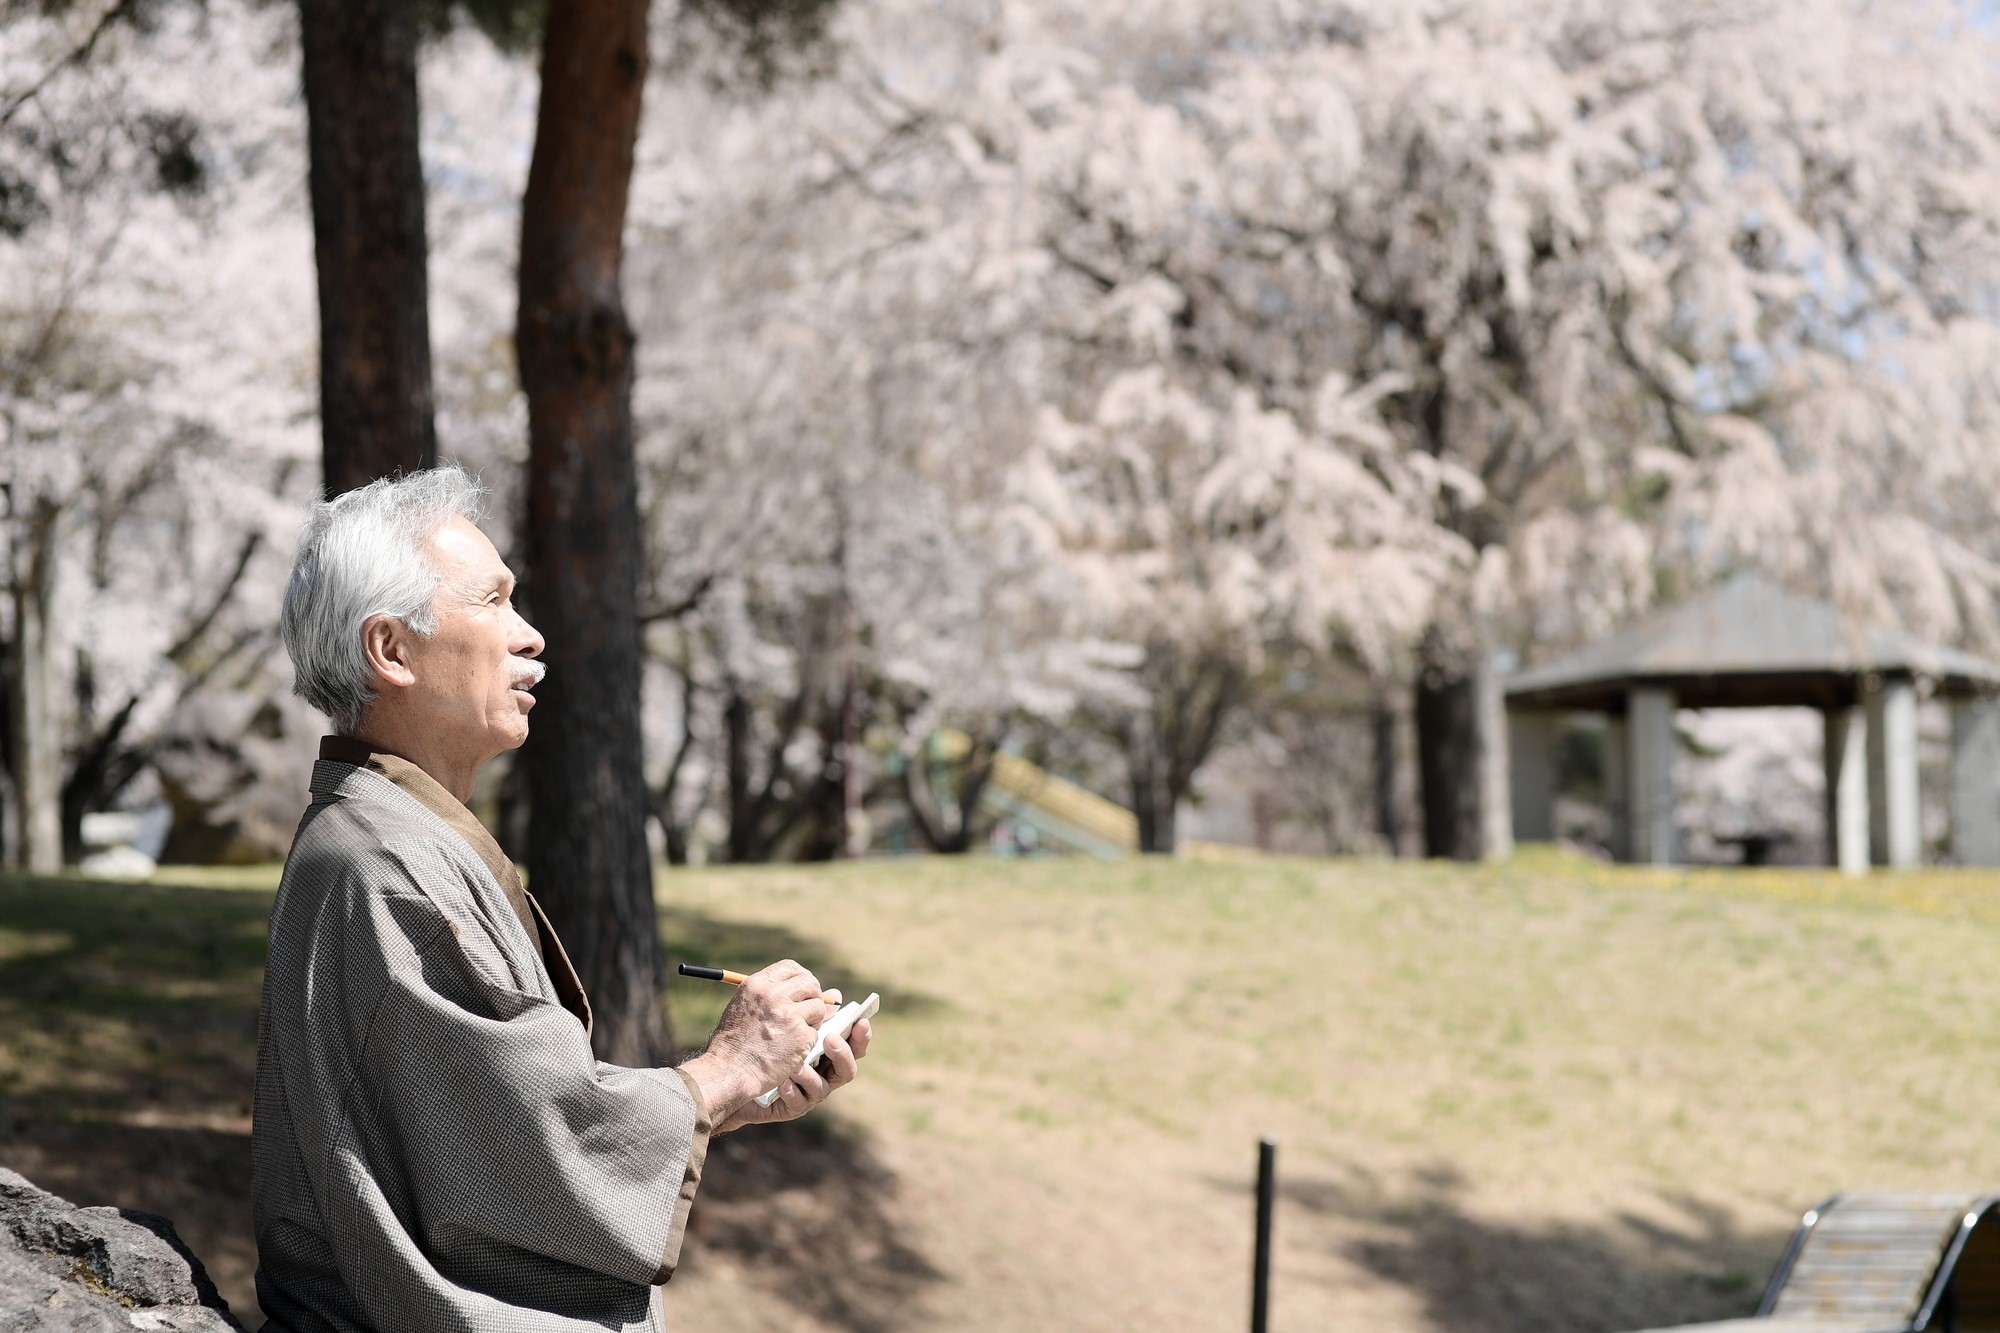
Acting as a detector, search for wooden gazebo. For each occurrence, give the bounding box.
[1504,575,2000,870]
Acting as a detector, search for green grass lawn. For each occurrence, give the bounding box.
[7,851,2000,1332]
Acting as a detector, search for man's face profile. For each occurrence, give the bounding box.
[396,515,545,760]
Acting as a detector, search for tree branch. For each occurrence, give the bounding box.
[639,571,715,624]
[163,530,264,669]
[0,0,141,129]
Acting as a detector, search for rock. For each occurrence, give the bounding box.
[0,1168,242,1331]
[77,846,159,881]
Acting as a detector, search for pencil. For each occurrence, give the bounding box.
[677,962,840,1003]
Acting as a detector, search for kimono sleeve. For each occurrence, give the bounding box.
[356,875,710,1288]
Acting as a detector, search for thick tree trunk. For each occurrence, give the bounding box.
[299,0,437,495]
[6,497,60,872]
[1414,634,1512,862]
[516,0,664,1067]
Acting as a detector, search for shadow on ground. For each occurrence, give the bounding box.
[663,901,945,1330]
[689,1113,942,1331]
[1,875,942,1333]
[0,1118,260,1327]
[1246,1160,1791,1333]
[0,873,272,1324]
[662,901,947,1026]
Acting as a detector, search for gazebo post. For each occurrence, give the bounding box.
[1823,705,1870,875]
[1866,677,1922,869]
[1508,710,1558,844]
[1604,712,1630,861]
[1951,695,2000,865]
[1628,688,1678,865]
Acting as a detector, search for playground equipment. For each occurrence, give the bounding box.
[926,730,1138,858]
[1636,1193,2000,1332]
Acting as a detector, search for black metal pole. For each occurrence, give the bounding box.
[1252,1137,1276,1333]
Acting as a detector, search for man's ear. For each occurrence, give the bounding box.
[359,615,419,691]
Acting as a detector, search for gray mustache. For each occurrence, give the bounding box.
[510,659,547,689]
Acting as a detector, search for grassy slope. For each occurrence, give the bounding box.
[6,853,2000,1332]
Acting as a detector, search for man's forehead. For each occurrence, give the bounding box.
[431,516,514,587]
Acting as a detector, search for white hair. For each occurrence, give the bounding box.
[281,466,489,734]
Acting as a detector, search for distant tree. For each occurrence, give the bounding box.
[417,0,2000,876]
[297,0,438,494]
[1,1,314,869]
[1015,369,1461,851]
[846,0,2000,859]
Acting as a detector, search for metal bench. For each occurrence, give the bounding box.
[1635,1193,2000,1333]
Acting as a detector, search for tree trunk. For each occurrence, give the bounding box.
[1372,690,1402,856]
[299,0,437,496]
[898,730,996,855]
[516,0,664,1067]
[724,686,756,863]
[719,668,828,863]
[1126,715,1175,854]
[653,667,698,866]
[6,496,61,872]
[839,665,865,857]
[1414,635,1512,862]
[61,688,146,863]
[1123,648,1240,855]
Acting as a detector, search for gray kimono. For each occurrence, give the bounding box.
[253,744,708,1332]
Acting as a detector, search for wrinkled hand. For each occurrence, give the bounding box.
[717,1016,872,1131]
[676,960,826,1125]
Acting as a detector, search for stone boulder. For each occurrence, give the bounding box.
[0,1168,242,1331]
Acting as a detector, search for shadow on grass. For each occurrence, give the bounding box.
[662,901,945,1330]
[0,873,273,1324]
[1235,1160,1789,1333]
[1,876,941,1333]
[0,1118,261,1328]
[661,901,947,1029]
[690,1114,943,1331]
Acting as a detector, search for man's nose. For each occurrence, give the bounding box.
[511,612,545,661]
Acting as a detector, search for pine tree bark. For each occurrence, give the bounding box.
[516,0,665,1068]
[299,0,437,495]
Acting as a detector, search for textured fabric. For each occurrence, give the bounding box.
[253,757,709,1333]
[314,736,594,1033]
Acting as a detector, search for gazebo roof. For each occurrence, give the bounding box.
[1505,574,2000,712]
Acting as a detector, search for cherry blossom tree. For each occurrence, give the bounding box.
[1,0,315,869]
[13,0,1997,876]
[771,0,2000,856]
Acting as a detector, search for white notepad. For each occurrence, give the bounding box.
[755,992,880,1107]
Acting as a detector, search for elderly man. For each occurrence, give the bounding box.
[253,467,866,1332]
